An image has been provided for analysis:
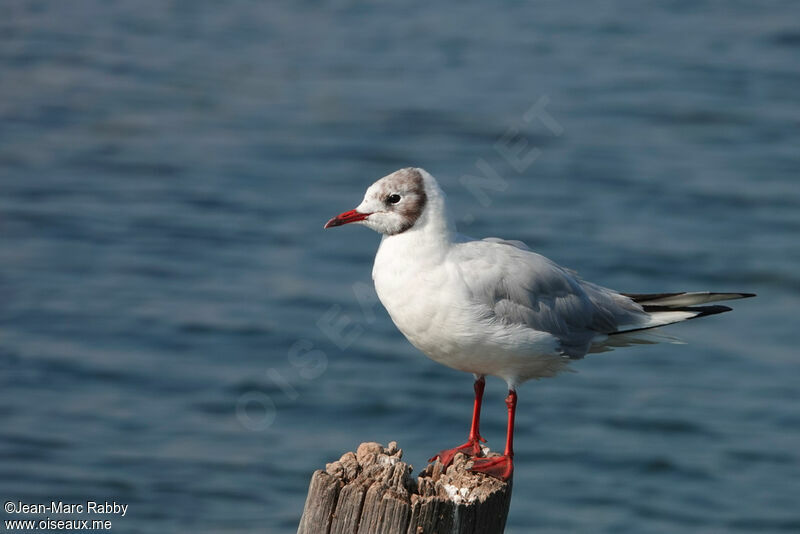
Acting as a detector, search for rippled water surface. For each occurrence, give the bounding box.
[2,1,799,532]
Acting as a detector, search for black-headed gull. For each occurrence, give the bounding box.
[324,167,754,481]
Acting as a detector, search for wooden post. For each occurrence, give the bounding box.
[297,441,512,534]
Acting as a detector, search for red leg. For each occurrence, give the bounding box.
[429,376,487,467]
[469,388,516,481]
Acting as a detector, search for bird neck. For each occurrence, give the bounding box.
[376,191,454,273]
[375,169,456,271]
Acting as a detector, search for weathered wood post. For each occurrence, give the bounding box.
[297,441,512,534]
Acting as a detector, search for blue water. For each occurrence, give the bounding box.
[1,1,799,532]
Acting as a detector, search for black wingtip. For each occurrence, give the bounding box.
[609,304,735,337]
[693,304,733,317]
[640,304,733,317]
[623,291,757,304]
[623,292,683,302]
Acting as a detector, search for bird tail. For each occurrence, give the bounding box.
[613,291,756,335]
[587,292,755,354]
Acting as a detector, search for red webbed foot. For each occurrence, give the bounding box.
[429,436,486,467]
[469,454,513,481]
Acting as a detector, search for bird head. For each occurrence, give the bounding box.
[324,167,430,236]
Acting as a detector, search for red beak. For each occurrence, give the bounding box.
[324,209,370,229]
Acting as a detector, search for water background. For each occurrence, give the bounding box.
[1,1,799,532]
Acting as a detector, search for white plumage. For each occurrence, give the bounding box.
[324,167,753,480]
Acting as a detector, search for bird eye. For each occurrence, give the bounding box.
[386,194,401,204]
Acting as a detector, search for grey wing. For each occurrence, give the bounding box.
[455,239,647,358]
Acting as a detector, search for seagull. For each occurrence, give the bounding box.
[324,167,754,481]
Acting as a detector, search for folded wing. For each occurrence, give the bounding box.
[451,238,755,358]
[451,238,647,358]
